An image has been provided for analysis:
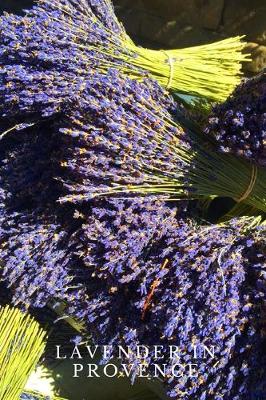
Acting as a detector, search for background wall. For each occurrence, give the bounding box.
[0,1,265,73]
[113,0,266,74]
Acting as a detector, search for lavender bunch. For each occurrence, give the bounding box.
[69,218,266,400]
[0,0,248,105]
[51,71,266,213]
[51,216,266,400]
[205,71,266,167]
[1,62,266,210]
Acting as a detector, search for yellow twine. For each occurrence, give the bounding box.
[235,164,258,203]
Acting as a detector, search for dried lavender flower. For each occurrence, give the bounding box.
[205,71,266,167]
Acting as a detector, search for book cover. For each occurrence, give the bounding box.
[0,1,265,399]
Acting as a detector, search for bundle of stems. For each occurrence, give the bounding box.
[93,155,266,213]
[125,37,248,102]
[0,306,46,400]
[21,0,249,103]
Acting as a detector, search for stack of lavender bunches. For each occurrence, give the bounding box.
[0,2,266,400]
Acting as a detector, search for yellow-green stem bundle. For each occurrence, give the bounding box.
[0,306,46,400]
[123,36,249,102]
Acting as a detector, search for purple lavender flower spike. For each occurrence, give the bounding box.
[205,71,266,167]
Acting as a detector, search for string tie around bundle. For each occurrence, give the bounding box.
[234,164,258,203]
[162,50,175,89]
